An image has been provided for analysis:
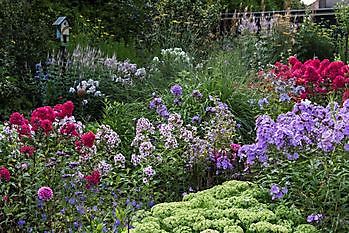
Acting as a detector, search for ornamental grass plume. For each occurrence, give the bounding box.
[37,186,53,201]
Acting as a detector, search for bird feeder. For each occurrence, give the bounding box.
[53,16,70,46]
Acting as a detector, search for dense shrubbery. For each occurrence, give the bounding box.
[131,180,318,233]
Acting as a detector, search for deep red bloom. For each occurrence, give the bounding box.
[54,101,74,119]
[230,143,241,153]
[288,56,299,66]
[20,145,36,157]
[343,89,349,103]
[18,124,32,136]
[60,123,79,137]
[333,75,346,89]
[84,170,101,189]
[31,106,55,123]
[9,112,26,125]
[0,167,11,182]
[40,119,53,133]
[81,131,95,148]
[2,195,9,202]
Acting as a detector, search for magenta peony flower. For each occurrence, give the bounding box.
[37,186,53,201]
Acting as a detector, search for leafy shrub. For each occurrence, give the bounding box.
[131,180,318,233]
[148,0,223,56]
[294,18,335,61]
[239,100,349,232]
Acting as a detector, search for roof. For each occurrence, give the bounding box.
[53,16,67,26]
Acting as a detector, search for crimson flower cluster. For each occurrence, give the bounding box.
[270,56,349,102]
[0,166,11,182]
[84,170,101,189]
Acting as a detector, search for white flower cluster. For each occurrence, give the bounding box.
[69,79,104,106]
[104,56,146,86]
[95,124,121,151]
[160,48,192,65]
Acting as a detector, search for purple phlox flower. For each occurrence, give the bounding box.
[41,213,47,221]
[68,197,76,205]
[342,143,349,151]
[149,97,162,109]
[216,156,233,170]
[73,221,81,230]
[18,219,26,228]
[173,98,181,105]
[270,184,288,200]
[131,200,137,207]
[156,104,169,118]
[37,187,53,201]
[113,219,121,231]
[206,106,216,113]
[307,213,324,223]
[217,102,229,111]
[191,115,201,124]
[279,93,291,102]
[143,166,155,177]
[192,90,203,99]
[148,200,155,208]
[258,98,269,109]
[286,152,299,161]
[76,205,86,215]
[170,84,183,96]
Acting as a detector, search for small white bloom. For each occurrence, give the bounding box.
[69,87,76,93]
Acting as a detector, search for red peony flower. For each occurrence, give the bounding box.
[9,112,26,125]
[84,170,101,189]
[81,131,95,148]
[20,145,36,157]
[0,167,11,182]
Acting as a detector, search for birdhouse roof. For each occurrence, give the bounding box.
[53,16,68,26]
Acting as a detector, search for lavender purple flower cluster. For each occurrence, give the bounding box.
[238,100,349,165]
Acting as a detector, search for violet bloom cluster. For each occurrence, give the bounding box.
[239,100,349,165]
[37,186,53,201]
[270,184,288,200]
[149,97,169,119]
[307,213,324,223]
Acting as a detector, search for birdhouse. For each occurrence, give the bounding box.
[53,16,70,45]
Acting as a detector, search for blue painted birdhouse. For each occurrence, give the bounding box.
[53,16,70,45]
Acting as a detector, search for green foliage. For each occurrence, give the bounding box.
[335,3,349,63]
[294,18,335,61]
[131,181,317,233]
[148,0,223,56]
[222,0,304,11]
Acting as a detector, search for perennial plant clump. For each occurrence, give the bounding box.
[260,56,349,104]
[0,101,156,232]
[131,180,318,233]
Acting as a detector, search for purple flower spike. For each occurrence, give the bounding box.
[170,84,183,96]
